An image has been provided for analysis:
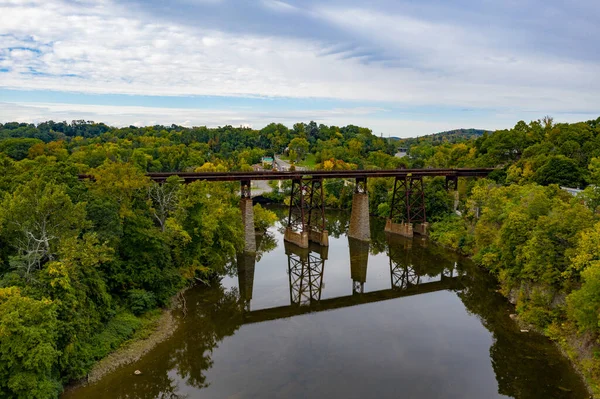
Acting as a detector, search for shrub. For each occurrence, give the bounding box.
[128,289,157,315]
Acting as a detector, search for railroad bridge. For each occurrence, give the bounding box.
[80,168,492,250]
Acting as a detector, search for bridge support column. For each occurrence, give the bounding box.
[349,237,369,294]
[413,222,429,236]
[385,219,413,237]
[385,176,427,237]
[284,228,309,249]
[348,177,370,241]
[237,251,256,311]
[240,180,256,253]
[285,178,328,248]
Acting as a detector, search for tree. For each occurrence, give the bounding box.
[534,156,584,187]
[288,138,309,161]
[89,161,150,217]
[148,176,182,231]
[0,287,60,399]
[253,204,277,232]
[0,179,87,282]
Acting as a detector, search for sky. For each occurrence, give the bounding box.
[0,0,599,137]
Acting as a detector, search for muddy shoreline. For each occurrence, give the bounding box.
[62,305,180,394]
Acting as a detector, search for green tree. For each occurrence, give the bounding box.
[0,178,87,283]
[0,287,60,399]
[288,138,309,161]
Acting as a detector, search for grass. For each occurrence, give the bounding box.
[297,154,317,168]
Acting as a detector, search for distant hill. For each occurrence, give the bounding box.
[398,128,491,148]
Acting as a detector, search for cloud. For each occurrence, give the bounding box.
[0,0,599,134]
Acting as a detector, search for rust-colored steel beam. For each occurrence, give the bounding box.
[79,168,495,183]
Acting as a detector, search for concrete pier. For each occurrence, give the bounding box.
[348,193,371,241]
[413,222,429,236]
[240,198,256,253]
[309,229,329,247]
[284,227,309,248]
[237,251,256,309]
[384,219,413,238]
[349,237,369,294]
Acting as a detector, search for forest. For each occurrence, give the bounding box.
[1,115,600,397]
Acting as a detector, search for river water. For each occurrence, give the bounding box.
[65,210,589,399]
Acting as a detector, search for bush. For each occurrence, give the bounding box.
[377,203,390,219]
[253,204,278,231]
[87,313,141,359]
[128,289,157,315]
[567,262,600,334]
[430,215,473,254]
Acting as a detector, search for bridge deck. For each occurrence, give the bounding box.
[79,168,494,182]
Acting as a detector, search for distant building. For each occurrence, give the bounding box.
[262,157,274,167]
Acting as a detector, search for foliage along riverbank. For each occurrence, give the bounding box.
[391,116,600,395]
[429,181,600,395]
[63,306,177,391]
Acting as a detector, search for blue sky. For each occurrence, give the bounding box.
[0,0,599,136]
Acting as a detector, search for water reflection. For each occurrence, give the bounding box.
[239,233,463,324]
[64,211,589,399]
[286,241,327,307]
[349,237,369,294]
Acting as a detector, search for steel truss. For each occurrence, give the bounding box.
[388,176,427,224]
[287,251,325,306]
[388,245,421,290]
[445,176,458,191]
[355,177,368,194]
[287,178,326,235]
[241,180,251,198]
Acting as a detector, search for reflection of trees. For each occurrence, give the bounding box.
[170,287,243,391]
[80,284,244,399]
[368,217,388,255]
[458,265,589,399]
[109,365,189,399]
[323,209,350,239]
[386,233,455,282]
[255,232,277,262]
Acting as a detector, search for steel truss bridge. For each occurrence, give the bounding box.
[80,167,493,247]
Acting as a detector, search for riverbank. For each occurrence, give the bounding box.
[63,299,181,394]
[504,286,599,398]
[429,219,599,398]
[86,308,179,384]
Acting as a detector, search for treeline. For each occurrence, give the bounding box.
[0,120,398,170]
[400,128,490,148]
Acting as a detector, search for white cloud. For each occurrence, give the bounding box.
[261,0,298,13]
[0,0,599,121]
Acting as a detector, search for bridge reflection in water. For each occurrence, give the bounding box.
[236,233,464,324]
